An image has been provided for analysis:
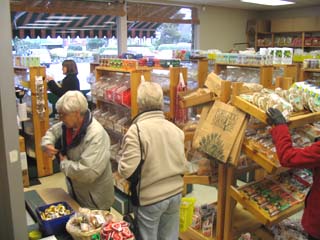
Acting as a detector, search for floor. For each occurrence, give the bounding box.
[24,172,218,223]
[24,171,303,240]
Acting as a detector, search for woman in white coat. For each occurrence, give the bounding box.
[42,90,114,210]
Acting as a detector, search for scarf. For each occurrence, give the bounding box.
[59,110,92,155]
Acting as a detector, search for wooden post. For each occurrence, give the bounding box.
[223,82,243,240]
[29,66,52,177]
[197,59,209,88]
[260,65,273,89]
[283,64,298,82]
[215,80,231,240]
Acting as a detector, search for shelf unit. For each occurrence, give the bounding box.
[14,66,52,177]
[255,31,320,50]
[180,80,232,240]
[222,82,313,239]
[299,68,320,81]
[95,66,152,119]
[214,62,298,89]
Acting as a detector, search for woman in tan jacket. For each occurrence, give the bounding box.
[118,81,187,240]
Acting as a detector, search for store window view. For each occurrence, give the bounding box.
[5,0,320,239]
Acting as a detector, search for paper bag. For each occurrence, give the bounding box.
[193,101,246,163]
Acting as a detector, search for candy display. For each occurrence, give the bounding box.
[100,221,135,240]
[191,203,216,237]
[244,120,316,164]
[36,201,74,236]
[39,203,72,221]
[240,169,312,217]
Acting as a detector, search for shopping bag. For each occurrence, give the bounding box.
[193,100,246,163]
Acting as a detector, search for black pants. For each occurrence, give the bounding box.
[309,234,320,240]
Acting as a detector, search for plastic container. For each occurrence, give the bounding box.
[36,201,74,236]
[179,197,196,232]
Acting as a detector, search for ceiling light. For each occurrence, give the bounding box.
[241,0,294,6]
[104,21,115,24]
[35,20,72,23]
[47,16,87,20]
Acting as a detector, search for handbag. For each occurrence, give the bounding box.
[123,123,144,239]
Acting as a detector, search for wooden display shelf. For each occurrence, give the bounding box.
[230,186,304,226]
[183,174,217,185]
[179,91,217,108]
[215,63,271,68]
[232,204,264,237]
[179,227,216,240]
[242,142,288,174]
[95,66,138,73]
[95,96,131,110]
[302,68,320,73]
[232,96,320,128]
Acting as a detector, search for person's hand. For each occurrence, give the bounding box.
[59,153,67,162]
[46,75,54,82]
[44,144,59,157]
[266,108,287,126]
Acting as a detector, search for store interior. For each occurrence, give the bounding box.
[2,0,320,239]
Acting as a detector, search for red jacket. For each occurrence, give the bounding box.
[271,124,320,239]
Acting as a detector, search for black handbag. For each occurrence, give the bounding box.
[123,123,144,239]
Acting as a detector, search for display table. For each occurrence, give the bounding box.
[25,188,80,240]
[37,188,80,211]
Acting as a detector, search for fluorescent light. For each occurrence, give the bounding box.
[104,21,115,24]
[241,0,294,6]
[35,20,72,23]
[47,16,87,20]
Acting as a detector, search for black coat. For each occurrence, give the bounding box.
[47,73,80,98]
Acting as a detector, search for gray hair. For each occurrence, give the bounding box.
[137,81,163,112]
[56,90,88,115]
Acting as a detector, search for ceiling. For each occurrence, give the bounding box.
[131,0,320,10]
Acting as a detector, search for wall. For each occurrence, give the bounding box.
[260,5,320,19]
[0,0,28,239]
[198,6,257,52]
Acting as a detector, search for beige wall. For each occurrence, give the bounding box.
[260,5,320,19]
[198,6,256,52]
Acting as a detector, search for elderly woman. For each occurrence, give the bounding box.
[46,59,80,98]
[42,91,114,210]
[118,81,187,240]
